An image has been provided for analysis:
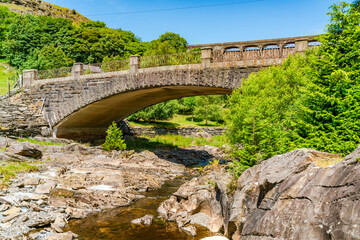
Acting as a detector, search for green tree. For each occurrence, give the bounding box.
[194,95,227,125]
[102,122,127,151]
[144,32,188,56]
[23,44,73,70]
[183,97,196,121]
[227,55,308,176]
[127,100,178,122]
[288,2,360,155]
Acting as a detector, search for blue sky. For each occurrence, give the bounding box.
[46,0,340,44]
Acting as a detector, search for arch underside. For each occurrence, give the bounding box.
[53,85,232,139]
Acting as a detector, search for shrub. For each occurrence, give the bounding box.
[102,122,127,151]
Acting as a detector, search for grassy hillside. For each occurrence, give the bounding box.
[0,61,16,95]
[0,0,89,25]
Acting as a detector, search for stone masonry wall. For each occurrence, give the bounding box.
[0,92,49,137]
[130,126,226,138]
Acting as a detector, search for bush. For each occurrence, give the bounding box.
[102,122,127,151]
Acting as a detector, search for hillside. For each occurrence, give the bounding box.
[0,0,89,25]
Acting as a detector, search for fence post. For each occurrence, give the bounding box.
[295,39,309,53]
[7,77,10,97]
[130,55,141,74]
[72,62,84,80]
[22,69,38,88]
[201,47,213,68]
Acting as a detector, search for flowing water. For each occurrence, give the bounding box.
[65,176,215,240]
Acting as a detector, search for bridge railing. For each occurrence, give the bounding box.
[83,59,130,75]
[22,36,320,87]
[140,51,201,68]
[37,67,73,80]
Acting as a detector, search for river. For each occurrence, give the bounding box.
[65,176,215,240]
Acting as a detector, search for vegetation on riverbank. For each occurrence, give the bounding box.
[0,61,16,95]
[227,1,360,177]
[17,138,64,146]
[0,161,38,184]
[126,134,228,151]
[129,114,225,128]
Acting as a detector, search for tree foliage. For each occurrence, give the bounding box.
[0,7,146,70]
[288,2,360,155]
[102,122,127,151]
[127,100,179,122]
[228,1,360,177]
[227,55,308,176]
[194,95,227,124]
[144,32,188,56]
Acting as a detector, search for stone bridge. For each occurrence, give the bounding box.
[21,35,318,139]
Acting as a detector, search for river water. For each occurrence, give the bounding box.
[65,176,215,240]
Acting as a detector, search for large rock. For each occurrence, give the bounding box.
[158,147,360,240]
[15,146,42,159]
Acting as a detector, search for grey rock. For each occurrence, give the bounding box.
[190,212,210,228]
[1,212,20,223]
[131,214,154,226]
[24,177,41,185]
[181,225,197,236]
[26,212,56,227]
[35,182,56,194]
[45,232,74,240]
[15,146,43,159]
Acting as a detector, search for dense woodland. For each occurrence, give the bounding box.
[228,1,360,176]
[0,2,359,178]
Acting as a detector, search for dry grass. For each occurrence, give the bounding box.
[311,152,343,168]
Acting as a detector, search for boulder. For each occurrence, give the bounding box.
[15,146,42,159]
[158,147,360,240]
[131,214,154,226]
[45,232,75,240]
[181,225,197,236]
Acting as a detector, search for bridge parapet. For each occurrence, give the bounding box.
[22,35,319,87]
[189,35,319,63]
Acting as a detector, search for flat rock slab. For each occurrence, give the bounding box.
[35,182,56,194]
[201,237,229,240]
[2,206,21,216]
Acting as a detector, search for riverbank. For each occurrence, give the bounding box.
[158,146,360,239]
[0,136,226,239]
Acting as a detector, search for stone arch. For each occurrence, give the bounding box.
[283,42,296,57]
[263,44,281,58]
[243,46,261,60]
[26,64,255,139]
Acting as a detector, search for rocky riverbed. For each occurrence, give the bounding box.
[0,136,225,240]
[158,146,360,240]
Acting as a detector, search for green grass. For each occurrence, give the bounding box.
[0,2,32,12]
[0,61,16,95]
[0,162,38,184]
[17,138,64,146]
[128,114,225,128]
[126,134,228,151]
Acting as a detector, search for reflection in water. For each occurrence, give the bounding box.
[66,177,214,240]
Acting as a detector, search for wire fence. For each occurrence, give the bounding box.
[32,46,301,81]
[83,59,130,75]
[140,51,201,68]
[37,67,73,80]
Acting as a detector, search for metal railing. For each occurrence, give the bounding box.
[83,59,130,75]
[140,51,201,68]
[37,67,72,80]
